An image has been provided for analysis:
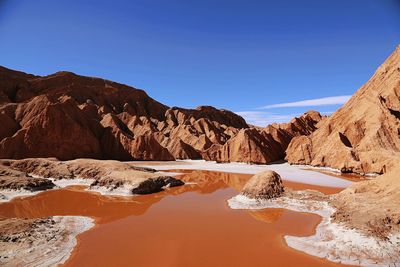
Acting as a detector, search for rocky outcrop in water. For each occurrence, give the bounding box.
[0,66,322,164]
[131,177,185,195]
[0,158,184,197]
[286,46,400,174]
[0,162,56,192]
[241,171,284,199]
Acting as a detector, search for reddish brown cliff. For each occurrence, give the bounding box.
[203,111,323,163]
[0,66,321,163]
[286,46,400,174]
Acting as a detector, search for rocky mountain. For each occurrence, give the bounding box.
[286,46,400,174]
[203,111,323,163]
[0,66,322,163]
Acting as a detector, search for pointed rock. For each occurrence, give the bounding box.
[286,46,400,174]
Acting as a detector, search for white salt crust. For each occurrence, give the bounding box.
[137,160,353,188]
[228,194,400,266]
[1,216,94,267]
[0,177,96,203]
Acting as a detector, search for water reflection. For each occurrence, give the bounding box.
[0,170,250,223]
[0,170,344,267]
[247,208,284,224]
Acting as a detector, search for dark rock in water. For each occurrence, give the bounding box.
[241,170,284,199]
[131,176,184,195]
[130,166,157,173]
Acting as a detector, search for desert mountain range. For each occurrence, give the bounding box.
[1,46,399,176]
[0,66,321,164]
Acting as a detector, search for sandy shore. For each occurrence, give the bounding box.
[228,193,400,266]
[0,216,94,267]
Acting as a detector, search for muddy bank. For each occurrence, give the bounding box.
[0,216,93,267]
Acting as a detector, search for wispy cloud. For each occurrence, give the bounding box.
[235,111,300,127]
[259,95,351,109]
[236,110,337,127]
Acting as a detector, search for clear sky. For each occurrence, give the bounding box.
[1,0,399,126]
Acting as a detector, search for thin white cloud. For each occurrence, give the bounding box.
[235,111,300,127]
[259,95,351,109]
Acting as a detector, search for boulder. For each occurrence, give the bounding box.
[241,171,284,199]
[131,176,184,195]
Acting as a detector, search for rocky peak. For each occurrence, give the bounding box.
[286,46,400,174]
[0,66,323,163]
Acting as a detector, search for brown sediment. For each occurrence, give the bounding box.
[0,171,348,267]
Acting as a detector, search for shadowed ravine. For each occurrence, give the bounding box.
[0,170,349,267]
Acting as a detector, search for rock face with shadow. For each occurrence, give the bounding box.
[0,66,322,164]
[286,46,400,174]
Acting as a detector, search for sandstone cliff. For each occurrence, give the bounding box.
[0,66,321,163]
[286,46,400,174]
[203,110,323,163]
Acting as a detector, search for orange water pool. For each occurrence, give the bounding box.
[0,170,349,267]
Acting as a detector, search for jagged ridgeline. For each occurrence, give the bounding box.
[0,66,321,163]
[287,46,400,174]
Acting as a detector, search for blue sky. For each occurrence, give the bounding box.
[0,0,399,126]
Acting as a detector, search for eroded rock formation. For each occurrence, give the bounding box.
[286,46,400,174]
[0,66,322,164]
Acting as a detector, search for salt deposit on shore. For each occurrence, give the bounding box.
[135,160,353,188]
[228,194,400,266]
[88,183,134,196]
[1,159,353,203]
[0,216,94,267]
[50,178,94,188]
[0,189,41,203]
[0,178,95,203]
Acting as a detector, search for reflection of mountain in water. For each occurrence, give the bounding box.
[0,187,166,223]
[0,171,264,225]
[176,170,250,192]
[247,209,284,224]
[175,170,285,224]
